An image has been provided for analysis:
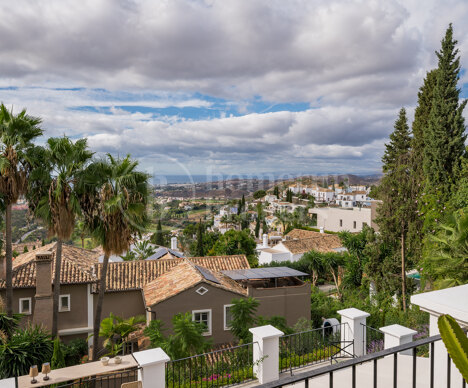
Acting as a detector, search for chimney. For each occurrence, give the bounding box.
[262,233,268,248]
[171,237,178,251]
[319,227,324,234]
[33,251,53,331]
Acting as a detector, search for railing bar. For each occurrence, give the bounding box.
[447,353,451,388]
[373,358,377,388]
[430,342,434,388]
[329,372,333,388]
[352,364,356,388]
[412,346,417,388]
[393,353,398,388]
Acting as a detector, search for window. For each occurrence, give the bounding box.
[339,219,343,227]
[224,304,233,330]
[192,309,212,336]
[19,298,32,315]
[59,294,71,312]
[353,221,357,229]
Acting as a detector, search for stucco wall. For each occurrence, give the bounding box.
[150,282,240,344]
[310,207,372,232]
[96,290,146,320]
[57,284,88,331]
[248,282,311,327]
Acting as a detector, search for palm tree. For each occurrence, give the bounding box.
[0,104,42,316]
[133,240,156,260]
[301,251,325,286]
[79,154,149,360]
[30,137,93,337]
[424,210,468,289]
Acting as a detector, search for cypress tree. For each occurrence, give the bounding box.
[412,69,437,186]
[376,108,414,310]
[273,186,279,198]
[409,69,437,259]
[255,217,260,238]
[241,194,245,212]
[195,221,205,256]
[155,219,164,246]
[422,24,467,227]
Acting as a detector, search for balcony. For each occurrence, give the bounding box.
[4,285,467,388]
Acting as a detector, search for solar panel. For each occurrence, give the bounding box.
[221,267,308,280]
[195,265,221,284]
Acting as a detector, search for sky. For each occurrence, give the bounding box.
[0,0,468,181]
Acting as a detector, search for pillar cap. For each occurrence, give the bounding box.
[133,347,170,367]
[249,324,284,339]
[338,308,370,319]
[380,324,417,338]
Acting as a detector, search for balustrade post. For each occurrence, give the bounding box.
[380,324,417,356]
[249,325,284,384]
[338,308,370,357]
[133,348,170,388]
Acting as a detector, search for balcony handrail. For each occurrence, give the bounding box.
[280,322,345,339]
[254,333,449,388]
[166,341,257,364]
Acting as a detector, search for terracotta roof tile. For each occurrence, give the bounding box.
[98,255,250,292]
[0,243,99,289]
[283,229,343,254]
[143,260,247,306]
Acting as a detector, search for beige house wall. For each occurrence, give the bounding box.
[149,282,240,344]
[248,282,311,327]
[310,207,372,232]
[95,290,147,321]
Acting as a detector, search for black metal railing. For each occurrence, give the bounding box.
[362,323,385,355]
[43,367,140,388]
[279,323,354,373]
[165,342,256,388]
[254,333,468,388]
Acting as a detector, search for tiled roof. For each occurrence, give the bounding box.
[98,255,250,292]
[282,229,343,254]
[143,260,246,306]
[0,243,99,289]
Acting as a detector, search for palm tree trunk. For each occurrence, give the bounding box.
[401,230,406,312]
[5,203,13,317]
[92,253,109,361]
[52,238,63,338]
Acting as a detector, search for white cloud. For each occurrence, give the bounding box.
[0,0,467,175]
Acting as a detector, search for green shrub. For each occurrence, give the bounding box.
[0,325,53,378]
[63,338,88,366]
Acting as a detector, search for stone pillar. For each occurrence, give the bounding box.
[380,324,417,356]
[338,308,370,357]
[33,251,53,331]
[133,348,170,388]
[249,325,284,384]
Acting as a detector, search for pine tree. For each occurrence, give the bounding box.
[423,24,467,226]
[195,221,205,256]
[376,108,415,310]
